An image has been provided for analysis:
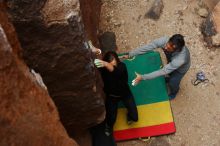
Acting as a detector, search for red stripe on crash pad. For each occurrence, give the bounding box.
[114,122,176,141]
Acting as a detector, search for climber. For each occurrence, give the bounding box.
[94,51,138,136]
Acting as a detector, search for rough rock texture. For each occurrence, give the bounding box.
[197,8,209,18]
[0,3,78,146]
[212,2,220,32]
[201,1,220,47]
[202,0,220,10]
[80,0,101,46]
[145,0,164,20]
[6,0,105,139]
[212,33,220,46]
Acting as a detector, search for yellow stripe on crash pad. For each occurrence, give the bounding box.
[114,101,173,131]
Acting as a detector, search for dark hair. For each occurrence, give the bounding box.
[103,51,120,64]
[99,31,117,54]
[169,34,185,51]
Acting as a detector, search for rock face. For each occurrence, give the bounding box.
[201,1,220,47]
[202,0,220,10]
[6,0,105,138]
[0,4,78,146]
[80,0,102,46]
[197,8,209,18]
[145,0,164,20]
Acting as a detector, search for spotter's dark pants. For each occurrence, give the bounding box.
[166,71,186,99]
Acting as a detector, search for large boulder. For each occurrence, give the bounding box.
[6,0,105,139]
[201,1,220,47]
[0,3,78,146]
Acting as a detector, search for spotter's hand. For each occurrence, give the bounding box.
[132,72,142,86]
[119,54,129,60]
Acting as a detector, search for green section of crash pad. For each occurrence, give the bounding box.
[119,52,169,107]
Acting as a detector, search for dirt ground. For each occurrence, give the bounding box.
[99,0,220,145]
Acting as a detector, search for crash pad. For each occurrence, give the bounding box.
[114,51,175,141]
